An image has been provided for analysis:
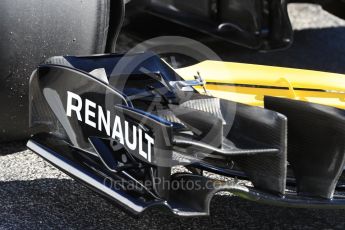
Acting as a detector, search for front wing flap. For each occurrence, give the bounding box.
[27,53,345,216]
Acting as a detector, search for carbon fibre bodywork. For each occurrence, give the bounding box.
[127,0,345,50]
[128,0,292,50]
[28,53,345,216]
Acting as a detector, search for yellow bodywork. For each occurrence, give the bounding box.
[176,61,345,109]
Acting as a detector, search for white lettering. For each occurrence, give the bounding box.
[66,92,82,121]
[112,116,124,145]
[98,106,111,136]
[85,99,96,128]
[145,133,154,162]
[138,129,147,160]
[66,91,155,162]
[125,121,137,151]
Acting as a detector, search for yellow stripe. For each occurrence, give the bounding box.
[177,61,345,109]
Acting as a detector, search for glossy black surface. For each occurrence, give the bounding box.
[27,53,345,216]
[128,0,293,50]
[265,96,345,199]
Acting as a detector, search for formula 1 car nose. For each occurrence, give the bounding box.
[27,52,345,216]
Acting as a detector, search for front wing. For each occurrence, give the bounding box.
[28,53,345,216]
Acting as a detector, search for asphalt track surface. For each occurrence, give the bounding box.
[1,3,345,230]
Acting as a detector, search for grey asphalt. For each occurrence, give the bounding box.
[1,3,345,230]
